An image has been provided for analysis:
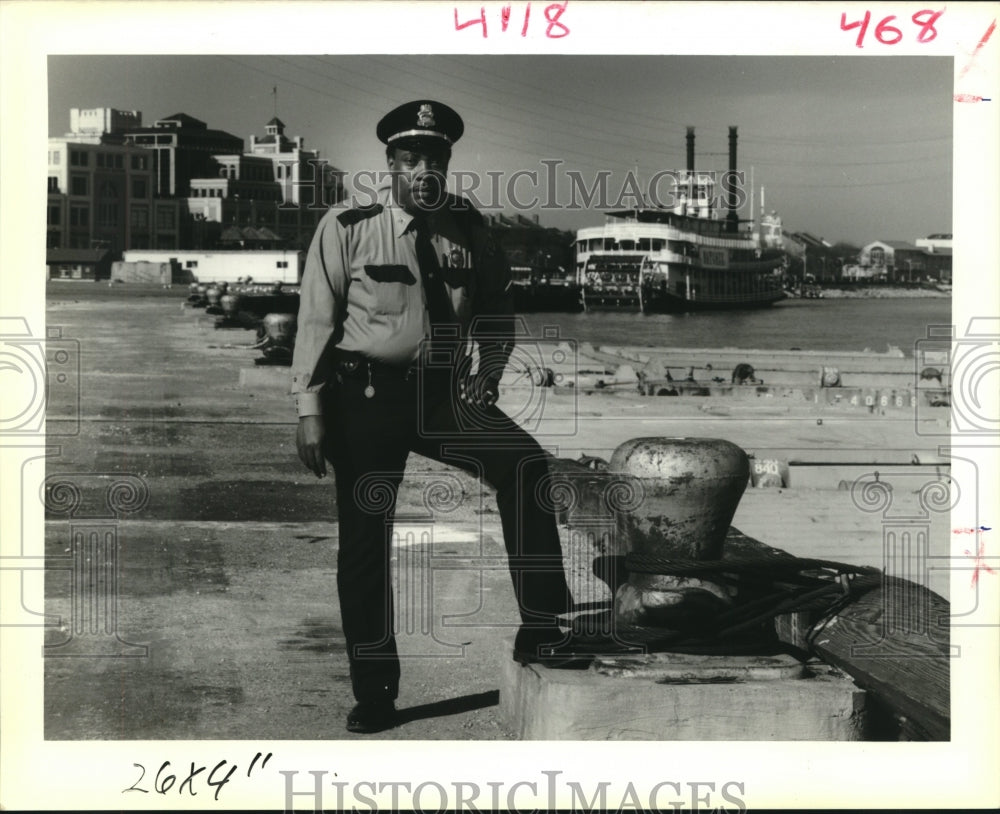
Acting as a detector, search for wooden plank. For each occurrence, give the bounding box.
[727,528,951,741]
[807,577,951,740]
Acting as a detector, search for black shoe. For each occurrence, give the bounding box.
[512,626,592,669]
[346,700,397,733]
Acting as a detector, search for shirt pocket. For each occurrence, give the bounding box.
[363,264,416,315]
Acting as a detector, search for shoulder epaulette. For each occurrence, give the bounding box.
[336,203,384,228]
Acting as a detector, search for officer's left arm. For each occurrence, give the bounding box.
[469,227,516,384]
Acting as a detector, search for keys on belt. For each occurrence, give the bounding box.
[333,351,418,398]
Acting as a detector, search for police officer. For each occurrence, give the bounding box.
[293,100,576,734]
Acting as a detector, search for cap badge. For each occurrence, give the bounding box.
[417,104,435,127]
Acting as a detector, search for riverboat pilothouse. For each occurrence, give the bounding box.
[574,127,787,312]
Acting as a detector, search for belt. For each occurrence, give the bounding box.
[332,348,420,381]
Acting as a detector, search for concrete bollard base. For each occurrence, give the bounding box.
[500,636,866,740]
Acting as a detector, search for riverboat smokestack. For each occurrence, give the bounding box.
[682,126,695,216]
[726,125,739,233]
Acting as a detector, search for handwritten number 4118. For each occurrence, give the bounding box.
[455,2,570,38]
[840,9,943,47]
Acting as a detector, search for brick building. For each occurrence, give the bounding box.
[48,107,344,255]
[46,135,180,252]
[184,117,344,250]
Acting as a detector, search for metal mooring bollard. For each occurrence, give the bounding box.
[220,292,241,318]
[205,283,223,308]
[609,437,750,631]
[258,312,297,364]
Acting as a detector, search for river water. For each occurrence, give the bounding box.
[516,297,952,357]
[44,283,952,358]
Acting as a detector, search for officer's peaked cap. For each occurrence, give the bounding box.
[377,100,464,146]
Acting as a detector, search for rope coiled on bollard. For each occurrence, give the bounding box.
[625,551,881,579]
[576,552,885,655]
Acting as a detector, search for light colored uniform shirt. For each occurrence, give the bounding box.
[291,187,513,417]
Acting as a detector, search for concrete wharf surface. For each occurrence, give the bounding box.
[42,282,952,740]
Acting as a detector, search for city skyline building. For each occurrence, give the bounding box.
[124,111,245,198]
[46,106,346,257]
[185,115,344,250]
[47,136,181,252]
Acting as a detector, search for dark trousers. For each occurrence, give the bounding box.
[322,365,572,702]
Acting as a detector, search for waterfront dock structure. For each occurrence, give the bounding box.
[40,283,952,740]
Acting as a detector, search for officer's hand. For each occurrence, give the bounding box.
[458,374,501,409]
[296,415,327,479]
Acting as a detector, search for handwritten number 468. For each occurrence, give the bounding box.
[841,9,943,47]
[455,2,570,38]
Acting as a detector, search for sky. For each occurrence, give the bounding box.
[47,54,954,247]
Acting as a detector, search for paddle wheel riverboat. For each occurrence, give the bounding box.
[574,127,787,313]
